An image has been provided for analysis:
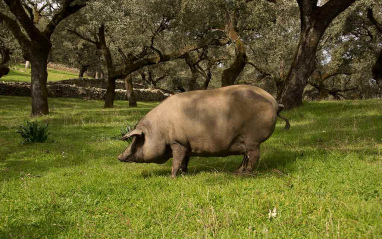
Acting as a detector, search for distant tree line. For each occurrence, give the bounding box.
[0,0,380,116]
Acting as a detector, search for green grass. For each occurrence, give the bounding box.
[0,97,381,238]
[1,64,78,82]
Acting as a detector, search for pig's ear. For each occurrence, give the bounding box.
[120,129,144,141]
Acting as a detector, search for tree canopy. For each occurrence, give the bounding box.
[1,0,380,114]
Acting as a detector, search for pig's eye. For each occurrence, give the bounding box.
[130,137,137,152]
[130,134,145,153]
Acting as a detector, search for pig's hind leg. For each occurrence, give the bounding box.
[245,144,260,172]
[235,144,260,175]
[180,156,190,174]
[235,155,249,174]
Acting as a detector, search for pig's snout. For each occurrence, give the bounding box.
[118,154,127,162]
[118,153,134,163]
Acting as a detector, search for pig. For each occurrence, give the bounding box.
[118,85,290,177]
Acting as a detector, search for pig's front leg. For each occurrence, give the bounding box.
[170,143,188,178]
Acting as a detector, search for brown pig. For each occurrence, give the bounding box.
[118,85,290,177]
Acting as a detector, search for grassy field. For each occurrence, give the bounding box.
[1,64,78,82]
[0,96,381,238]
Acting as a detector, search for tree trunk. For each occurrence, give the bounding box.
[278,0,356,109]
[79,65,89,78]
[30,58,49,116]
[186,72,198,91]
[0,66,10,78]
[147,70,159,88]
[372,49,382,97]
[221,7,247,87]
[139,70,147,86]
[104,77,116,108]
[98,24,118,108]
[203,72,212,90]
[278,27,323,108]
[0,0,86,116]
[0,46,11,78]
[125,75,137,107]
[185,53,199,91]
[317,81,329,100]
[221,39,247,87]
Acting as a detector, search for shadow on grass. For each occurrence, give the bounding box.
[0,96,31,108]
[1,155,104,183]
[141,147,302,178]
[0,215,74,238]
[0,131,105,182]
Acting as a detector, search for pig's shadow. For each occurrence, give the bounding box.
[142,148,300,178]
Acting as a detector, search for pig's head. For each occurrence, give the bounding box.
[118,128,145,163]
[118,125,170,164]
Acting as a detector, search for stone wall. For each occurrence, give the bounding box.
[0,81,170,101]
[0,81,30,96]
[51,78,146,90]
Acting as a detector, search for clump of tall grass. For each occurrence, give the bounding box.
[16,121,50,144]
[112,124,135,142]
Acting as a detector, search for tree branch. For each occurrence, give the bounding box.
[0,45,11,66]
[44,0,87,38]
[3,0,44,42]
[308,81,320,90]
[317,0,357,30]
[106,31,128,64]
[0,12,31,53]
[247,62,272,78]
[25,0,35,6]
[362,25,374,40]
[111,41,221,80]
[67,29,98,45]
[39,3,50,13]
[149,16,172,61]
[194,64,208,79]
[322,72,352,80]
[367,8,382,35]
[246,0,277,4]
[329,86,358,94]
[21,1,34,21]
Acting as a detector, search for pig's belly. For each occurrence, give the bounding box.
[188,135,245,157]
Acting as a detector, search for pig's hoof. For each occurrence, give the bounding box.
[235,167,246,175]
[242,171,256,177]
[235,168,255,176]
[179,168,188,175]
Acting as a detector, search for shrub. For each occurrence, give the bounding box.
[111,124,135,142]
[120,124,134,138]
[16,121,50,144]
[119,124,134,141]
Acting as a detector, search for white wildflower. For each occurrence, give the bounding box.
[268,207,277,219]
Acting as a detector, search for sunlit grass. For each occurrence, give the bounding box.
[1,64,78,82]
[0,96,381,238]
